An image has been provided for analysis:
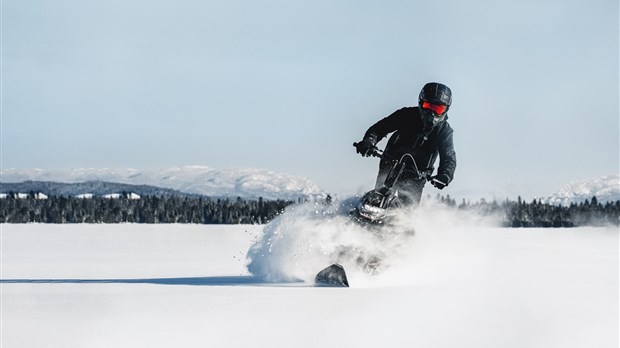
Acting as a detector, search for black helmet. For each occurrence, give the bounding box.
[418,82,452,128]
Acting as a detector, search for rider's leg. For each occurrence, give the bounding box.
[395,179,426,206]
[374,159,392,190]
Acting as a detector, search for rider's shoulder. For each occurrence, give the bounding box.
[439,120,454,135]
[391,106,419,117]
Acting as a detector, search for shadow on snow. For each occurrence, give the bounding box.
[0,276,306,287]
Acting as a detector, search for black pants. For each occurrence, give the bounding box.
[375,159,426,206]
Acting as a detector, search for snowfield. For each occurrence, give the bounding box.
[1,203,618,348]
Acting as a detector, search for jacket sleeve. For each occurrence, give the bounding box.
[437,124,457,183]
[363,108,408,145]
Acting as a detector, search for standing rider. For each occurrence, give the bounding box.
[354,82,456,206]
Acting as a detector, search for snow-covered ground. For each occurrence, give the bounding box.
[1,203,618,348]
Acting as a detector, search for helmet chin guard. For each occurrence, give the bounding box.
[420,108,446,128]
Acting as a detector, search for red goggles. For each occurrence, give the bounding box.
[421,101,448,115]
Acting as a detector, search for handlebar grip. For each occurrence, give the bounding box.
[353,141,384,158]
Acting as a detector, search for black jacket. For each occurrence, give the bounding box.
[363,107,456,183]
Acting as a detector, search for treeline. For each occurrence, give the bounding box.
[1,194,618,227]
[435,195,620,227]
[0,194,293,224]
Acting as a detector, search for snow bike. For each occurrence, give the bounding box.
[351,142,431,225]
[314,143,431,287]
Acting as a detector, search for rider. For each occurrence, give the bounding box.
[354,82,456,206]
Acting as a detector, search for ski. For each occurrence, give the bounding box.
[314,264,349,287]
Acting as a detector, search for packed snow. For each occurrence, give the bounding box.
[1,202,618,348]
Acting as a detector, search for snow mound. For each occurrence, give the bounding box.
[543,174,620,206]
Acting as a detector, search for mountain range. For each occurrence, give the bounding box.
[1,167,618,204]
[541,174,619,206]
[0,166,325,201]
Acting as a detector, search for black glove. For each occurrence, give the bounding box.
[430,174,450,190]
[355,139,376,157]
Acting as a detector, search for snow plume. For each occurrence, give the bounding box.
[246,197,500,286]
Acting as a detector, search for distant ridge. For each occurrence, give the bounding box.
[0,166,325,200]
[3,167,616,204]
[542,174,620,206]
[0,181,193,198]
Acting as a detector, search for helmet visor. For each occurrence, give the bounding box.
[421,101,447,116]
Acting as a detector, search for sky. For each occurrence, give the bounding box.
[2,0,619,200]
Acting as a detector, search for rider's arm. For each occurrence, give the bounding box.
[363,108,410,145]
[437,123,456,183]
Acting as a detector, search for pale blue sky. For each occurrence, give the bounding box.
[2,0,619,200]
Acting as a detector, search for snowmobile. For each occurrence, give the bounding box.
[314,143,431,287]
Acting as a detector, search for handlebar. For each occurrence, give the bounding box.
[354,142,432,182]
[353,142,384,158]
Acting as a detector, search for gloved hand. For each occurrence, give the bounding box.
[430,174,450,190]
[355,139,376,157]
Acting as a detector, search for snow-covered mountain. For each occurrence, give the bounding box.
[3,167,617,204]
[0,166,325,201]
[542,174,620,206]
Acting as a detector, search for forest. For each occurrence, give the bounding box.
[0,193,291,224]
[437,194,619,227]
[0,192,618,227]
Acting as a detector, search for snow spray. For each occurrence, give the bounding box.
[246,196,500,286]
